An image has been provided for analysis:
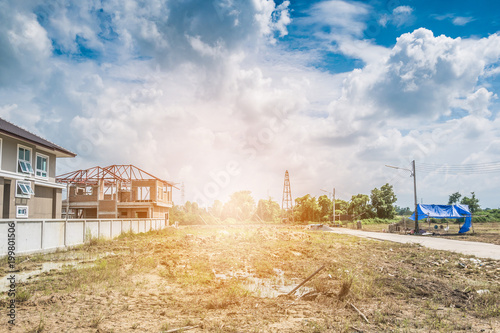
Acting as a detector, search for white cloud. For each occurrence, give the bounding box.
[306,0,370,38]
[379,5,415,28]
[434,14,475,26]
[303,28,500,206]
[329,28,500,125]
[391,6,414,27]
[452,16,474,26]
[455,88,495,117]
[298,0,389,66]
[1,1,500,210]
[254,0,291,40]
[0,5,52,87]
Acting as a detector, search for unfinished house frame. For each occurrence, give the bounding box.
[56,165,176,220]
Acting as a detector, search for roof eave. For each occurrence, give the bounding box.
[0,130,76,158]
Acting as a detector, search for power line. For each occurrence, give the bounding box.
[386,161,413,187]
[416,161,500,175]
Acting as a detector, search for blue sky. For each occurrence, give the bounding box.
[1,0,500,209]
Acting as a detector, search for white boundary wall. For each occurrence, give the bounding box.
[0,218,168,256]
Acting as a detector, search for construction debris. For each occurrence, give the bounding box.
[287,265,325,296]
[349,302,370,324]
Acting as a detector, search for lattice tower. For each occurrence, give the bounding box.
[281,170,294,222]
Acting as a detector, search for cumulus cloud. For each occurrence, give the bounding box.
[302,28,500,205]
[0,2,52,87]
[455,88,495,117]
[328,28,500,129]
[1,1,500,209]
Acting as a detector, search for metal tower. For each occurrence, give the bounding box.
[281,170,294,222]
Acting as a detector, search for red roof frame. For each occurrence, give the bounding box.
[56,164,178,188]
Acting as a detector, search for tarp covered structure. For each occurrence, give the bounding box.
[409,204,472,233]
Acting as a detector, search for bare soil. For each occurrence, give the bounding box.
[1,225,499,332]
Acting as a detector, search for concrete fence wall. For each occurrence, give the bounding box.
[0,218,168,256]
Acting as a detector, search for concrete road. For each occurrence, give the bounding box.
[325,227,500,260]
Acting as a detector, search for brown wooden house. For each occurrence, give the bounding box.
[57,165,176,220]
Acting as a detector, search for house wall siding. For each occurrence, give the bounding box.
[0,134,57,180]
[0,133,64,219]
[53,188,62,218]
[2,136,19,173]
[32,185,54,219]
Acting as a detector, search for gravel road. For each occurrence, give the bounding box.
[326,227,500,260]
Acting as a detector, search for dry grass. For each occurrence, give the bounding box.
[1,225,499,332]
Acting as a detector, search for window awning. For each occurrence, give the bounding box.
[18,182,35,195]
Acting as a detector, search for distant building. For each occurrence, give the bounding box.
[57,165,176,220]
[0,118,76,219]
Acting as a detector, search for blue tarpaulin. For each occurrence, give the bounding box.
[409,204,472,233]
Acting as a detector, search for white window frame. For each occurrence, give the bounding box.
[17,145,34,175]
[16,180,35,198]
[16,206,29,218]
[35,153,49,179]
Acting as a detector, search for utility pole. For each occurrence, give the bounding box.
[321,188,335,224]
[332,188,336,224]
[385,160,419,234]
[412,160,419,233]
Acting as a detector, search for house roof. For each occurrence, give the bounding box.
[0,118,76,158]
[56,164,178,188]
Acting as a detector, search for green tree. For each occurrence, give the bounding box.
[370,183,397,219]
[294,194,321,222]
[169,204,186,224]
[460,192,480,213]
[222,191,256,221]
[170,202,202,225]
[256,197,281,222]
[318,195,332,221]
[348,194,373,219]
[448,192,462,205]
[209,199,223,219]
[335,199,349,215]
[395,205,411,216]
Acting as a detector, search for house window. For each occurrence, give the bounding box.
[16,180,35,198]
[16,206,29,218]
[36,154,49,178]
[18,146,34,174]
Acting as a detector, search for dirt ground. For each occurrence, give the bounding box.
[1,225,499,332]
